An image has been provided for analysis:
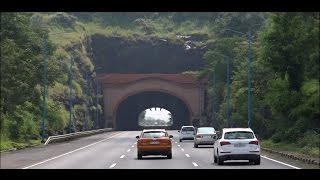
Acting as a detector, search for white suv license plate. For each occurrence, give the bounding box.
[150,141,160,145]
[234,143,245,147]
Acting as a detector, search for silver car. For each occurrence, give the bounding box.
[178,126,196,142]
[194,127,217,148]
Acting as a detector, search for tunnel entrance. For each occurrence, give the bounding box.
[115,91,191,130]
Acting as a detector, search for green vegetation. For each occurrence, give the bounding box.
[261,138,319,157]
[201,12,319,157]
[1,12,319,156]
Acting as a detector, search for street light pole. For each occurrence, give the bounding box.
[95,80,99,129]
[225,28,252,128]
[226,56,230,128]
[41,35,47,143]
[212,70,215,128]
[85,70,89,131]
[85,67,103,131]
[247,30,252,128]
[41,31,72,142]
[68,57,74,134]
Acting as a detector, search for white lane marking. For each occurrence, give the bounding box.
[127,149,131,152]
[131,145,134,148]
[120,155,125,159]
[109,163,116,168]
[185,154,190,157]
[175,142,177,144]
[22,132,126,169]
[178,145,180,147]
[192,162,198,167]
[134,142,137,144]
[181,148,184,151]
[261,156,300,169]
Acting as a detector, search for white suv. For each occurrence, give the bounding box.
[213,128,260,165]
[178,126,195,142]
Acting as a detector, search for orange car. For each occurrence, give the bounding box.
[136,129,173,159]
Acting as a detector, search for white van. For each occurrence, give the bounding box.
[178,126,196,142]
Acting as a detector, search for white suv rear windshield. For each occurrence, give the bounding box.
[224,131,254,139]
[182,127,194,131]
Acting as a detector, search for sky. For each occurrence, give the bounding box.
[144,107,171,122]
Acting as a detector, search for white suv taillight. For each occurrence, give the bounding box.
[220,141,231,146]
[249,140,259,145]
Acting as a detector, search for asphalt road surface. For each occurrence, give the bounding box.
[1,130,302,169]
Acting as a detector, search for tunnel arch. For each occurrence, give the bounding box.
[97,73,207,130]
[114,90,191,130]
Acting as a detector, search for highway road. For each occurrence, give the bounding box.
[1,130,301,169]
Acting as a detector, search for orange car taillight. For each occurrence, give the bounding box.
[249,140,259,145]
[220,141,231,146]
[196,135,202,138]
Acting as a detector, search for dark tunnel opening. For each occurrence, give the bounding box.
[115,91,191,130]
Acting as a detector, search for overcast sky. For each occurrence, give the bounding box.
[145,107,171,122]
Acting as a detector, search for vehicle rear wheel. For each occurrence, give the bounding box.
[179,139,182,142]
[217,155,224,165]
[137,152,142,159]
[213,155,217,163]
[254,158,260,165]
[194,143,198,148]
[167,153,172,159]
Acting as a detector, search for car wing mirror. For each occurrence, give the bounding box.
[136,136,139,139]
[169,135,173,138]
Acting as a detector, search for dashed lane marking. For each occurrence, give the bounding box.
[109,163,116,168]
[192,162,198,167]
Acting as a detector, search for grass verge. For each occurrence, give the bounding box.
[261,139,319,158]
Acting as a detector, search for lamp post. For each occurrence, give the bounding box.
[225,56,230,128]
[85,70,89,131]
[203,54,230,128]
[41,31,72,143]
[68,57,74,134]
[212,70,215,128]
[85,67,103,131]
[93,68,102,129]
[95,79,99,129]
[225,28,252,128]
[41,35,47,143]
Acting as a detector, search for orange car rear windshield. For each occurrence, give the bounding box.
[143,131,167,138]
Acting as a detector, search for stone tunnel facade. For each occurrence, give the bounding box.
[96,73,207,130]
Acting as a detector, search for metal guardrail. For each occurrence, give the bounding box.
[44,128,112,145]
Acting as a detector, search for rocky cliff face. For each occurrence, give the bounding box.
[85,34,210,73]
